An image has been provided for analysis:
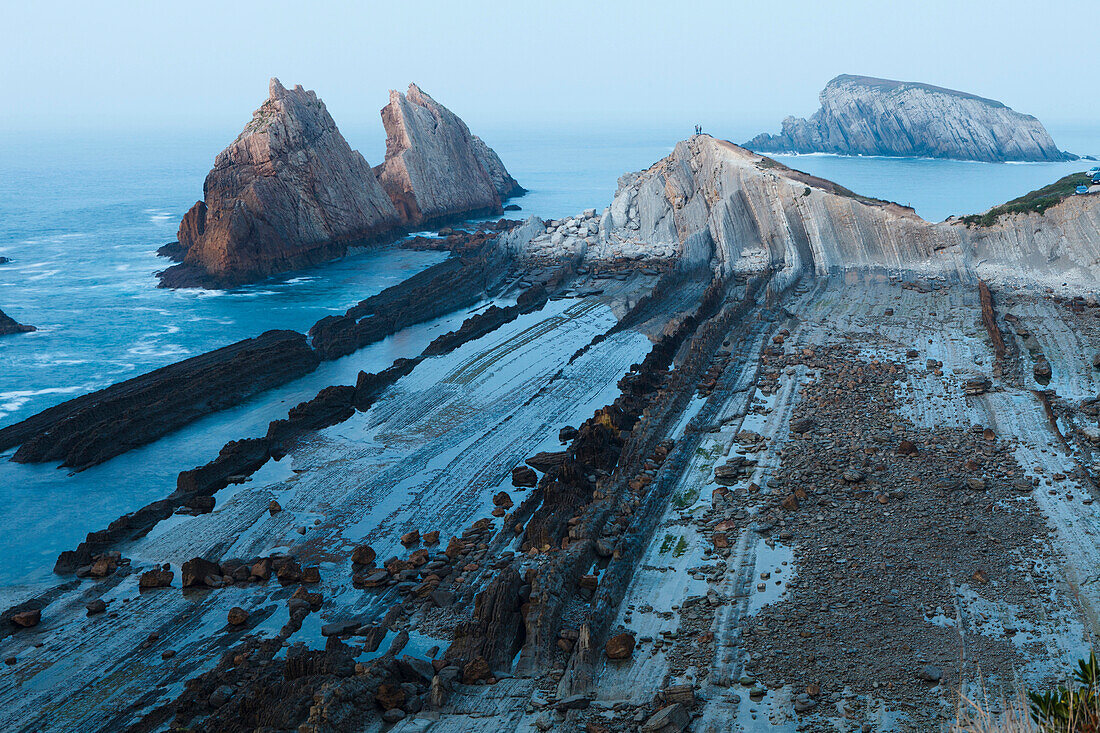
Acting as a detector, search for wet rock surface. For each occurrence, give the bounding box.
[8,132,1100,733]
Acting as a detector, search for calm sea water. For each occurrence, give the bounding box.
[0,120,1096,591]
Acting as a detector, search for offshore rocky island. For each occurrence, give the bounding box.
[1,76,1100,733]
[158,79,522,288]
[746,74,1077,162]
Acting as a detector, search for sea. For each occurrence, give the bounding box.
[0,119,1097,593]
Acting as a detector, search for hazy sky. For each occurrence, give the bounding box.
[4,0,1098,135]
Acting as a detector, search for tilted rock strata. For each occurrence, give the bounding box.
[746,74,1074,162]
[0,330,319,470]
[516,134,1100,292]
[161,80,521,287]
[162,79,401,288]
[376,83,522,225]
[0,308,35,335]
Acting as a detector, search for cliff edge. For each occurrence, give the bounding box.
[745,74,1075,163]
[515,134,1100,292]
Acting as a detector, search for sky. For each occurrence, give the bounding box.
[2,0,1098,136]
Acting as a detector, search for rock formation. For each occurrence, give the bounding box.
[0,330,318,470]
[0,308,34,335]
[160,80,521,288]
[376,83,523,224]
[517,134,1100,292]
[745,74,1075,162]
[160,79,401,288]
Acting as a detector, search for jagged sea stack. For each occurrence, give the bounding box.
[160,80,523,288]
[745,74,1075,162]
[376,83,524,225]
[160,78,402,288]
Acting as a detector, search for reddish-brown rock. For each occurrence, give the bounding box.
[162,79,400,288]
[605,632,636,660]
[351,544,376,566]
[10,609,40,628]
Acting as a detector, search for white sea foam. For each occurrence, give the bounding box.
[0,386,86,420]
[126,343,190,358]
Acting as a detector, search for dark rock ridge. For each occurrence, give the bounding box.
[376,83,523,224]
[0,308,35,335]
[159,78,401,288]
[745,74,1075,162]
[159,79,521,288]
[0,330,318,470]
[309,244,512,360]
[49,277,550,576]
[4,227,521,473]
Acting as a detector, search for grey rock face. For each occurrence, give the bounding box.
[746,74,1074,162]
[515,134,1100,293]
[376,83,522,225]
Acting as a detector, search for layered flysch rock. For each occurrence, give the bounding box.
[160,80,522,288]
[745,74,1075,162]
[517,134,1100,291]
[160,79,401,288]
[376,83,523,225]
[0,308,34,336]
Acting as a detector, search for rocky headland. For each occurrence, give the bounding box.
[158,79,521,288]
[0,308,34,336]
[6,129,1100,733]
[745,74,1076,162]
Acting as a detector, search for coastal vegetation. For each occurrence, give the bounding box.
[960,173,1093,227]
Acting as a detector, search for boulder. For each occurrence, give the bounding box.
[605,632,636,660]
[511,466,538,487]
[139,565,173,589]
[181,557,222,588]
[351,545,376,566]
[227,607,249,626]
[642,703,690,733]
[10,609,40,628]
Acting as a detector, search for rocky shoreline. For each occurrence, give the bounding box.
[3,133,1100,732]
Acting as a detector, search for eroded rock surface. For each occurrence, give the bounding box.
[161,79,401,288]
[159,80,521,288]
[377,83,522,224]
